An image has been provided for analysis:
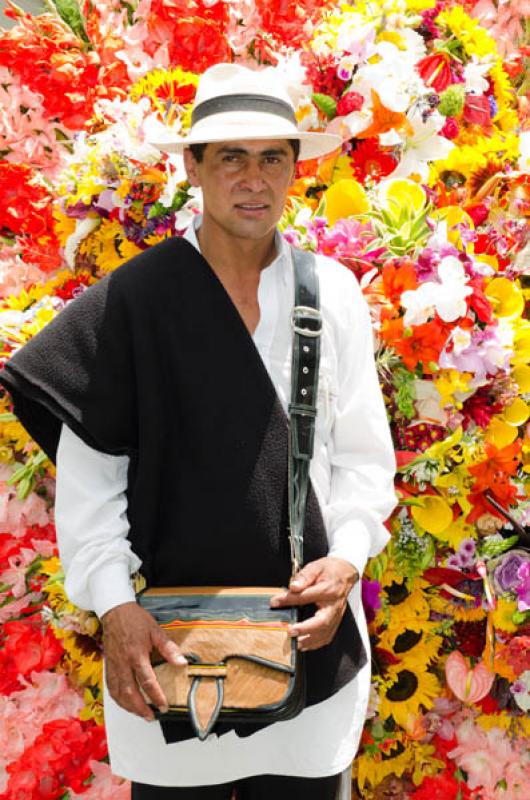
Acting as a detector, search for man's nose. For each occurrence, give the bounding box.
[240,159,268,191]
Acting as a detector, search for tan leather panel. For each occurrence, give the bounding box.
[151,658,291,710]
[163,626,292,667]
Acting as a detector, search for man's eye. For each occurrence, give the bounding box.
[223,155,241,163]
[264,157,280,164]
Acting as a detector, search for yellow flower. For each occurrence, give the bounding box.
[354,732,413,791]
[511,320,530,365]
[411,495,453,535]
[79,688,105,726]
[377,178,427,216]
[436,7,498,58]
[322,179,369,225]
[80,219,142,273]
[429,590,487,622]
[379,665,440,728]
[430,512,474,549]
[490,60,519,133]
[130,66,199,129]
[513,364,530,394]
[491,597,519,633]
[53,209,77,248]
[331,155,355,183]
[503,397,530,427]
[485,277,525,319]
[378,621,443,668]
[485,417,518,448]
[434,370,472,407]
[55,628,103,689]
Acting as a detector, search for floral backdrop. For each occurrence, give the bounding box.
[0,0,529,797]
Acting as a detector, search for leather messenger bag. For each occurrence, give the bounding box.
[137,248,322,740]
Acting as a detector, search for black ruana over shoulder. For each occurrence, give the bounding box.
[0,236,366,741]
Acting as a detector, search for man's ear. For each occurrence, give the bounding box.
[183,148,200,187]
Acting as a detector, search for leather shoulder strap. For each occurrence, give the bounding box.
[288,247,322,577]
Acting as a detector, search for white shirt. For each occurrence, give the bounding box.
[55,221,396,785]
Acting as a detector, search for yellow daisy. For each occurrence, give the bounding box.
[436,7,498,59]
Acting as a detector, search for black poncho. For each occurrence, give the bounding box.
[0,236,366,739]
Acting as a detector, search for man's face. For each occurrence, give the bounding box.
[183,139,297,242]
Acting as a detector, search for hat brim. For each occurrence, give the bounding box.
[150,129,342,161]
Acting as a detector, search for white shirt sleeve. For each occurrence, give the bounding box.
[324,268,397,576]
[55,423,141,619]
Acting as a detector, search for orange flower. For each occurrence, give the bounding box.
[356,91,414,140]
[382,260,418,309]
[381,317,449,373]
[468,441,521,492]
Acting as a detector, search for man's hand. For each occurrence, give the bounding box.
[270,557,359,651]
[101,601,187,721]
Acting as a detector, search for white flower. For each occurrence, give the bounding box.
[463,57,493,95]
[387,108,455,181]
[401,256,472,326]
[351,42,424,113]
[414,379,448,424]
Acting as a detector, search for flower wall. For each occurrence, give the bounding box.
[0,0,529,797]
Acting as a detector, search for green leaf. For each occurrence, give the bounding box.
[47,0,90,43]
[312,93,337,120]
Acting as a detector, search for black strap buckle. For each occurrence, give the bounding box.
[291,305,322,338]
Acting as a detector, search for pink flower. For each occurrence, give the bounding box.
[449,719,513,795]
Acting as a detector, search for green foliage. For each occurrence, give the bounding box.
[7,450,48,500]
[438,85,465,117]
[391,521,435,578]
[47,0,90,43]
[478,534,519,560]
[312,93,337,120]
[393,367,416,419]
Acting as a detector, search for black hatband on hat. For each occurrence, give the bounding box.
[191,94,297,127]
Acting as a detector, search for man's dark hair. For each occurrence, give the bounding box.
[188,139,301,163]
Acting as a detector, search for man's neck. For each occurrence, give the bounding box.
[196,217,277,284]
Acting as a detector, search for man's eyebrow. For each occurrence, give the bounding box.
[216,146,290,156]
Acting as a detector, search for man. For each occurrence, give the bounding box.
[0,64,396,799]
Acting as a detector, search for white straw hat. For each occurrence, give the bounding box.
[149,63,342,161]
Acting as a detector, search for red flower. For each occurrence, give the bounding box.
[461,388,502,429]
[463,93,492,127]
[0,718,108,799]
[256,0,330,49]
[440,116,460,139]
[0,14,100,129]
[505,636,530,674]
[336,91,364,116]
[412,770,472,800]
[0,616,63,695]
[0,164,61,272]
[416,52,454,92]
[350,138,398,183]
[301,51,345,99]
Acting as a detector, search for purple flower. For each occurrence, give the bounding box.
[516,561,530,611]
[361,579,382,623]
[494,551,530,593]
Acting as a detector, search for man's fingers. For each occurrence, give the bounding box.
[151,627,187,667]
[271,581,331,608]
[133,660,169,713]
[106,663,156,721]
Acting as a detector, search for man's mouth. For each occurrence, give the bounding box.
[235,203,269,210]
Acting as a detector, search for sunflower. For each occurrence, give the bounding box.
[354,732,414,792]
[477,712,530,737]
[436,7,498,59]
[377,579,431,631]
[378,665,440,728]
[56,628,103,689]
[377,621,443,668]
[429,585,487,622]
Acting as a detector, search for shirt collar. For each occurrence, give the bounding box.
[184,215,290,286]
